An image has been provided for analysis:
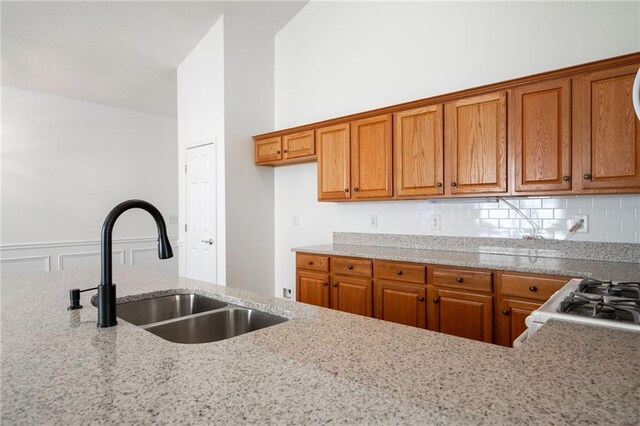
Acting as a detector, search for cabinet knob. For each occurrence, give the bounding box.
[583,173,592,180]
[307,261,314,265]
[432,297,440,304]
[562,175,571,181]
[395,270,403,275]
[332,282,338,288]
[323,282,328,287]
[451,182,457,187]
[502,309,510,316]
[456,276,464,283]
[344,188,349,193]
[347,265,353,270]
[529,285,538,292]
[417,296,425,302]
[354,187,359,192]
[436,182,443,188]
[277,150,281,154]
[283,149,288,153]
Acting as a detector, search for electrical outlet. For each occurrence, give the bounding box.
[282,288,292,299]
[292,214,299,226]
[572,214,589,233]
[430,214,441,230]
[370,215,378,228]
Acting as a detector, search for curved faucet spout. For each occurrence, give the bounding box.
[98,199,173,328]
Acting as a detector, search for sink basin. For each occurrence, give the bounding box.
[145,308,289,344]
[115,294,227,326]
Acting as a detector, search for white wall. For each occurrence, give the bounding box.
[177,17,226,284]
[273,1,640,298]
[1,86,178,275]
[223,14,276,295]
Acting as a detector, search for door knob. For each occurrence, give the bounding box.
[201,239,214,245]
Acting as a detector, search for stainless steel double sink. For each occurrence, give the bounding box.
[107,294,288,344]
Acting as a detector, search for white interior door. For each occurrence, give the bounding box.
[185,143,216,282]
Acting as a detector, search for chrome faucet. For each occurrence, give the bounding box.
[96,199,173,328]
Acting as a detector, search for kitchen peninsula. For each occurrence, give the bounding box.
[2,265,639,424]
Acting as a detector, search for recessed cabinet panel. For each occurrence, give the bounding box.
[317,124,351,200]
[284,131,315,160]
[394,106,444,197]
[375,280,426,328]
[445,92,507,194]
[255,137,282,164]
[500,298,540,347]
[513,80,572,192]
[351,115,393,199]
[430,288,493,343]
[296,271,329,308]
[331,276,373,317]
[580,64,640,189]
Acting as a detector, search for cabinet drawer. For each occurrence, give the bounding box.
[500,273,568,302]
[331,257,372,277]
[375,261,425,284]
[432,268,493,293]
[296,253,329,272]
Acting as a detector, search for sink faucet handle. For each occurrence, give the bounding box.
[67,287,98,310]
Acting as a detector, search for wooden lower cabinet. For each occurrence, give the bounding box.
[331,276,373,317]
[296,271,329,308]
[499,298,540,347]
[375,280,426,328]
[428,287,493,343]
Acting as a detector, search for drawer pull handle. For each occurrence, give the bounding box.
[456,276,464,283]
[277,150,281,154]
[432,297,440,304]
[562,175,571,181]
[583,173,592,180]
[502,309,510,316]
[396,270,403,275]
[417,296,425,302]
[347,265,354,270]
[436,182,443,188]
[529,286,538,292]
[283,149,288,153]
[354,187,359,192]
[451,182,458,187]
[332,282,338,288]
[323,282,328,287]
[307,261,314,265]
[344,188,350,192]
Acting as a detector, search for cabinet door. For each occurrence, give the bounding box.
[579,64,640,190]
[296,271,329,308]
[445,92,507,194]
[255,137,282,164]
[429,288,493,343]
[499,298,540,347]
[351,115,393,199]
[284,130,315,160]
[375,280,426,328]
[394,106,444,197]
[317,124,351,200]
[330,276,373,317]
[512,79,572,192]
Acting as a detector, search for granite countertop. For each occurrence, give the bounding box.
[2,266,640,425]
[293,243,640,281]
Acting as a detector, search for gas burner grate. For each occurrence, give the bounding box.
[577,279,640,299]
[560,292,640,324]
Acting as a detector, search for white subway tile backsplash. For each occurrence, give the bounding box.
[606,208,636,220]
[489,209,510,219]
[621,219,640,232]
[518,199,542,209]
[530,209,554,219]
[542,198,567,209]
[567,197,594,209]
[593,195,622,209]
[499,219,520,228]
[605,230,637,243]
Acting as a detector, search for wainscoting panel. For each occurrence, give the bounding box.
[0,237,179,277]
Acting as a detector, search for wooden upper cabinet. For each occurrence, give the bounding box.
[445,92,508,194]
[351,114,393,199]
[512,79,572,192]
[394,106,444,197]
[317,123,351,200]
[578,63,640,190]
[255,137,282,164]
[284,130,315,160]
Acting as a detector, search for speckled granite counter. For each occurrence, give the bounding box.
[2,267,640,425]
[293,244,640,281]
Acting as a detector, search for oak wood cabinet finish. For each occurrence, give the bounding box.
[577,64,640,190]
[317,123,351,200]
[499,272,567,302]
[375,279,426,328]
[330,275,373,317]
[393,106,444,197]
[428,287,493,343]
[351,114,393,199]
[255,137,282,164]
[374,260,426,284]
[296,270,329,308]
[445,92,508,195]
[331,257,373,277]
[511,79,572,192]
[432,267,493,293]
[295,253,329,273]
[499,298,539,347]
[284,130,315,160]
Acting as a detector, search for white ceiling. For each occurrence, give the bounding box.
[1,1,307,117]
